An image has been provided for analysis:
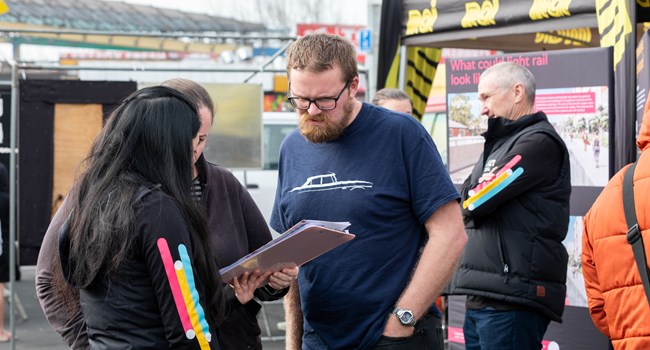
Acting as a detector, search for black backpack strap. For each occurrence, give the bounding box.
[623,161,650,305]
[623,162,639,229]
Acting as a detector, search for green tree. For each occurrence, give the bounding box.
[449,93,473,126]
[596,105,609,132]
[576,117,587,132]
[563,117,575,133]
[589,117,599,133]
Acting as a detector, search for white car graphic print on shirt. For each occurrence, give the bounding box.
[290,173,373,193]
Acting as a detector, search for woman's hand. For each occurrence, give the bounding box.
[231,270,271,304]
[268,266,299,290]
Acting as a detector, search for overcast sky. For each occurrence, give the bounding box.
[105,0,238,18]
[103,0,369,26]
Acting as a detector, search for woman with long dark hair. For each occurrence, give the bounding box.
[38,81,294,349]
[57,86,263,348]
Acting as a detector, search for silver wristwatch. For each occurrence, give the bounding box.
[391,307,416,326]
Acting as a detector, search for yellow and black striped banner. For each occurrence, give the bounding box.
[596,0,632,69]
[376,0,403,91]
[382,46,441,121]
[404,47,441,120]
[383,43,402,91]
[377,0,440,120]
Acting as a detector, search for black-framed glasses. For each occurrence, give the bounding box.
[288,80,351,111]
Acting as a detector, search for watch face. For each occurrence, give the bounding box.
[400,310,414,324]
[392,307,416,326]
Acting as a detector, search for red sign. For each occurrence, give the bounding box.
[534,92,596,115]
[297,24,365,46]
[296,24,367,64]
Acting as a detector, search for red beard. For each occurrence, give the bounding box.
[298,104,352,143]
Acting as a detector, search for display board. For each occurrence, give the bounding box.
[637,29,650,149]
[139,82,263,169]
[445,47,613,349]
[202,83,262,169]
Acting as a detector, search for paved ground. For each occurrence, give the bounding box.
[2,266,286,349]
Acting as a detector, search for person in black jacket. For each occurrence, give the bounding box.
[162,78,298,349]
[36,80,297,349]
[450,62,571,350]
[49,85,274,349]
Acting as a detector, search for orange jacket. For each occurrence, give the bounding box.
[582,96,650,349]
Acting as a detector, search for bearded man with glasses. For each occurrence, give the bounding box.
[271,33,467,350]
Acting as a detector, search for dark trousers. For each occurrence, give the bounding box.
[463,308,551,350]
[371,314,444,350]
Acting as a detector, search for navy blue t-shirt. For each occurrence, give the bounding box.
[270,103,459,350]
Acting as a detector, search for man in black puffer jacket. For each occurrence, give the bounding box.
[450,62,571,350]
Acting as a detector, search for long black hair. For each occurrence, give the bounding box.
[66,85,225,325]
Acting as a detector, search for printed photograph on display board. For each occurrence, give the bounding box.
[564,216,587,308]
[446,86,610,186]
[420,111,448,166]
[445,47,614,350]
[537,87,609,186]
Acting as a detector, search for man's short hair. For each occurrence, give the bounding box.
[285,33,359,83]
[372,88,412,107]
[481,62,536,104]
